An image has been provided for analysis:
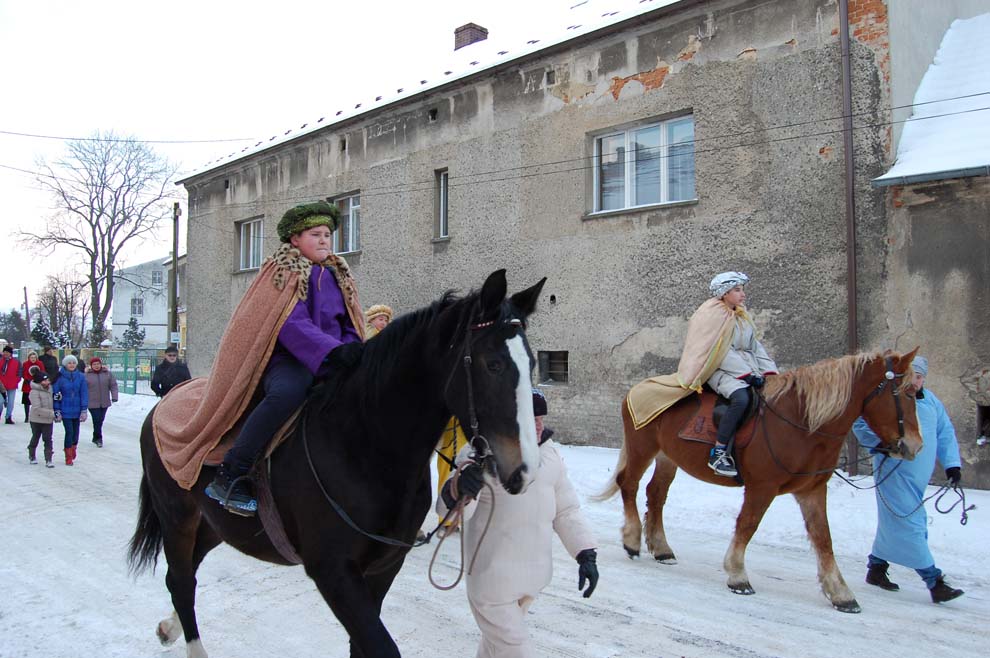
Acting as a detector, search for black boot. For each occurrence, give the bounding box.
[205,464,258,517]
[930,577,964,603]
[865,564,899,591]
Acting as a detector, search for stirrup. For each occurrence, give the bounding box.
[205,473,258,516]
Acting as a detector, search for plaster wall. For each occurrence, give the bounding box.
[183,0,891,449]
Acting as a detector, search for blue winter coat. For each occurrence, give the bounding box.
[852,389,962,568]
[53,368,89,419]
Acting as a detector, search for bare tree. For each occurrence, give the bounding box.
[36,274,91,346]
[22,131,178,335]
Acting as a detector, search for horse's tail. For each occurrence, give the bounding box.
[591,438,628,502]
[127,473,163,576]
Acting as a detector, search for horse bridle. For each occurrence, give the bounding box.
[860,356,908,455]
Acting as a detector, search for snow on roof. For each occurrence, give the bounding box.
[178,0,684,182]
[874,13,990,187]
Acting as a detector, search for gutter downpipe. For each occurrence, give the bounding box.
[839,0,860,474]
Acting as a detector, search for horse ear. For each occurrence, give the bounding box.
[479,270,508,318]
[510,277,547,318]
[897,346,920,371]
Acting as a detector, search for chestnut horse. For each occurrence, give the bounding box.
[597,349,922,613]
[128,270,545,658]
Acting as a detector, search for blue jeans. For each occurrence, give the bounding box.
[868,554,942,589]
[3,388,16,420]
[62,418,81,449]
[222,358,313,476]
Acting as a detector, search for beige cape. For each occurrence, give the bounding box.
[152,246,365,490]
[626,299,741,430]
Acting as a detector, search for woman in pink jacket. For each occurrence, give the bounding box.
[438,389,598,658]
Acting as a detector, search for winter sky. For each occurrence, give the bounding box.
[0,0,607,315]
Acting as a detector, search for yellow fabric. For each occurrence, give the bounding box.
[436,417,468,525]
[626,299,741,430]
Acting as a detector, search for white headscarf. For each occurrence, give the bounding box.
[709,271,749,298]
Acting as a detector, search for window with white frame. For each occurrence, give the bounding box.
[130,297,144,316]
[333,194,360,254]
[238,218,263,270]
[594,115,695,212]
[436,169,449,239]
[151,270,163,286]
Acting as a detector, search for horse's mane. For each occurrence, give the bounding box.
[762,350,913,433]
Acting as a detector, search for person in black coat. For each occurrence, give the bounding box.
[39,347,60,385]
[150,345,192,398]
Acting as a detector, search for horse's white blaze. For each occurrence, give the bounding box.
[507,335,539,484]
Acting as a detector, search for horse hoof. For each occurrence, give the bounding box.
[833,600,861,614]
[623,545,640,559]
[728,582,755,595]
[654,553,677,565]
[156,616,181,646]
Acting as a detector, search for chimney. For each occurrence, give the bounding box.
[454,23,488,50]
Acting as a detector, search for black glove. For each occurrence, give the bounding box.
[440,461,486,509]
[576,548,598,598]
[945,467,961,485]
[321,341,364,374]
[743,374,765,388]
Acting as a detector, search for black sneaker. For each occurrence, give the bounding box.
[708,446,737,477]
[5,418,14,425]
[930,577,964,603]
[866,565,899,591]
[92,438,103,448]
[204,465,258,517]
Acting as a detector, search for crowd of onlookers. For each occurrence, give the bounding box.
[2,345,190,467]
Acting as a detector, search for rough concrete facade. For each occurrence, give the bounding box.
[181,0,909,466]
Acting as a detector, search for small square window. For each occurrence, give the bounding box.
[428,108,438,122]
[538,350,568,384]
[237,218,264,270]
[151,270,163,286]
[333,194,361,254]
[130,297,144,317]
[545,70,556,86]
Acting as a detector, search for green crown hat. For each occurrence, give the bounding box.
[277,201,341,242]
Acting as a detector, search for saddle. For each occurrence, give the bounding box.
[677,389,760,449]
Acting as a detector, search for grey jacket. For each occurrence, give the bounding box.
[707,316,777,397]
[28,381,55,424]
[85,369,119,409]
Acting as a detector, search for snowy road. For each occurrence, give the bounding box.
[1,395,985,658]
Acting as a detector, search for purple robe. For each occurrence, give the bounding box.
[269,264,361,375]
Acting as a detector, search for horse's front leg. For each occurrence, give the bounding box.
[306,559,400,658]
[644,454,678,563]
[723,486,775,595]
[793,486,860,613]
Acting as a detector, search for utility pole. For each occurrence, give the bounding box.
[169,202,181,348]
[22,287,30,337]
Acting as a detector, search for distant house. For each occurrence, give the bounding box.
[112,254,187,349]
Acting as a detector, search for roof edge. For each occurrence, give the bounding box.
[175,0,700,186]
[871,165,990,188]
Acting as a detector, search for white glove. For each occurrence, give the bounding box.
[80,410,88,422]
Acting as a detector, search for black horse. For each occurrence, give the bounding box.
[128,270,546,658]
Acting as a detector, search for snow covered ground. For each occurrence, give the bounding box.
[1,393,985,658]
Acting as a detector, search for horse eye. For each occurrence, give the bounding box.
[487,360,504,374]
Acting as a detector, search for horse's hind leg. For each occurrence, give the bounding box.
[160,513,220,657]
[724,485,775,595]
[644,453,678,563]
[793,486,860,613]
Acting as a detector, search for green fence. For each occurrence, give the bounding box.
[16,348,164,396]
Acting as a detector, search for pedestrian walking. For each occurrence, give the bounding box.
[52,355,88,465]
[1,345,22,424]
[150,345,192,398]
[20,350,45,422]
[26,366,55,468]
[853,355,965,603]
[85,357,118,448]
[438,389,599,658]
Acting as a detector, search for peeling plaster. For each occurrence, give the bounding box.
[607,65,670,100]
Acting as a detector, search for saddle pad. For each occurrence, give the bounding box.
[677,391,758,449]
